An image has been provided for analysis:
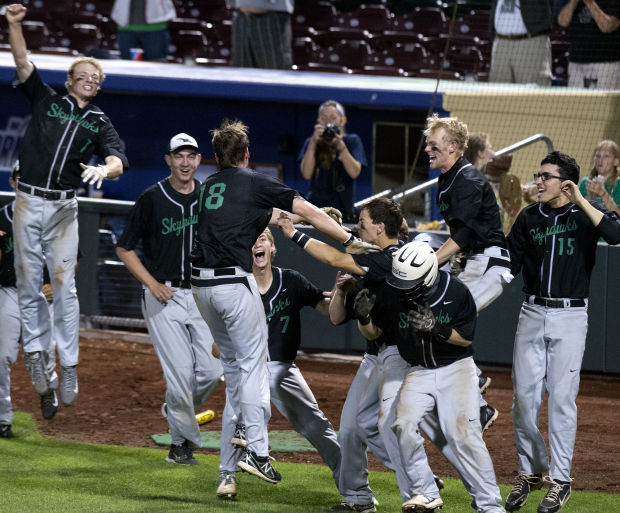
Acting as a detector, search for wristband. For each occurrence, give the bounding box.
[358,315,372,326]
[291,230,311,249]
[343,234,355,247]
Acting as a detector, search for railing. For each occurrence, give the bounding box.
[354,133,554,208]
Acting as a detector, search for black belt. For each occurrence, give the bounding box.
[191,276,250,291]
[528,296,586,309]
[168,279,191,289]
[191,267,237,278]
[17,182,76,200]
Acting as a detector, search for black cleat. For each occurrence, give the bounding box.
[237,449,281,483]
[505,473,543,511]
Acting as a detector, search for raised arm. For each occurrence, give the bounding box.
[557,0,580,28]
[291,197,350,244]
[300,125,322,180]
[583,0,620,33]
[6,4,34,83]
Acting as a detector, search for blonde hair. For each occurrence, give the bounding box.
[65,57,105,90]
[423,114,469,155]
[261,227,277,258]
[318,100,346,118]
[590,140,620,182]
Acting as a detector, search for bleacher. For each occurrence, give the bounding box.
[0,0,572,85]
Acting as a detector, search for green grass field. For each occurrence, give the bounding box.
[0,412,617,513]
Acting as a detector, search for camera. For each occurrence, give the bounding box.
[322,123,340,142]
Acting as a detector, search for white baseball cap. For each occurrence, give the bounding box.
[169,133,199,153]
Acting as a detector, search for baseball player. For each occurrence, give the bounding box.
[190,119,352,488]
[116,133,223,465]
[217,228,341,498]
[504,152,620,513]
[424,114,512,428]
[1,198,60,436]
[361,241,506,513]
[279,198,442,512]
[5,4,128,406]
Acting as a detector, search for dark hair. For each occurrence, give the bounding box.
[463,132,489,167]
[363,198,403,238]
[540,151,580,184]
[211,119,249,169]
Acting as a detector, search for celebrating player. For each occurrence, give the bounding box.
[362,241,506,513]
[217,228,341,498]
[424,114,512,429]
[190,119,352,488]
[504,152,620,513]
[116,134,223,465]
[5,3,128,406]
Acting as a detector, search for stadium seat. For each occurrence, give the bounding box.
[35,46,80,57]
[168,18,212,37]
[375,43,428,74]
[313,28,372,49]
[293,37,320,66]
[340,4,394,34]
[370,31,423,52]
[294,62,353,74]
[60,23,103,54]
[170,30,209,60]
[293,1,339,31]
[20,20,50,49]
[317,39,375,69]
[80,0,113,17]
[356,65,407,77]
[179,0,232,23]
[442,45,485,78]
[457,10,491,42]
[394,7,448,37]
[413,69,465,81]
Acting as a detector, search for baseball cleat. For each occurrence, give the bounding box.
[479,374,492,394]
[60,365,78,406]
[231,423,247,449]
[505,473,543,511]
[434,475,445,490]
[537,477,571,513]
[216,470,236,499]
[237,449,281,483]
[0,424,13,438]
[480,404,499,433]
[25,351,49,396]
[331,501,376,512]
[40,389,58,419]
[402,494,443,512]
[165,440,199,465]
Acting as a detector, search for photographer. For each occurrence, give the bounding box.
[299,100,367,223]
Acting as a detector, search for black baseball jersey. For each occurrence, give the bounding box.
[261,266,324,362]
[117,178,200,282]
[16,67,128,190]
[372,270,476,368]
[343,241,403,354]
[507,200,620,298]
[0,202,15,287]
[191,167,297,272]
[437,157,506,252]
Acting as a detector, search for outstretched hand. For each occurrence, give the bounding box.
[353,288,376,319]
[277,211,296,237]
[345,238,381,255]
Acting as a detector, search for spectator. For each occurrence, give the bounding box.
[489,0,553,85]
[111,0,176,61]
[299,100,368,223]
[578,139,620,214]
[230,0,294,69]
[463,132,496,171]
[557,0,620,89]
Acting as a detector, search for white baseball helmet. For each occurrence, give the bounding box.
[413,232,446,251]
[387,241,439,296]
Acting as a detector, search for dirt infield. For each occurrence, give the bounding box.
[9,331,620,494]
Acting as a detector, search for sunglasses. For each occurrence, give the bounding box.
[533,172,564,182]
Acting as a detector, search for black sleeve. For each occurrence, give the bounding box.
[507,210,527,277]
[16,66,53,106]
[450,289,477,342]
[94,115,129,169]
[595,210,620,245]
[253,174,297,213]
[117,194,151,251]
[448,181,483,249]
[289,270,324,309]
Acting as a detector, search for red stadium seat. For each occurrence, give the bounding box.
[442,45,486,78]
[294,62,353,74]
[340,4,394,34]
[370,31,424,52]
[168,18,212,37]
[61,23,103,54]
[317,39,375,69]
[293,37,320,66]
[457,10,491,42]
[170,30,209,59]
[356,65,407,77]
[21,20,50,49]
[375,43,428,74]
[394,7,448,37]
[293,1,339,31]
[314,28,371,49]
[412,69,465,81]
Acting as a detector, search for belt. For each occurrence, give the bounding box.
[17,182,76,200]
[165,280,191,289]
[496,31,548,41]
[527,296,586,309]
[191,267,237,278]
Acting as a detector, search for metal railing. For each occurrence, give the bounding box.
[355,133,554,208]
